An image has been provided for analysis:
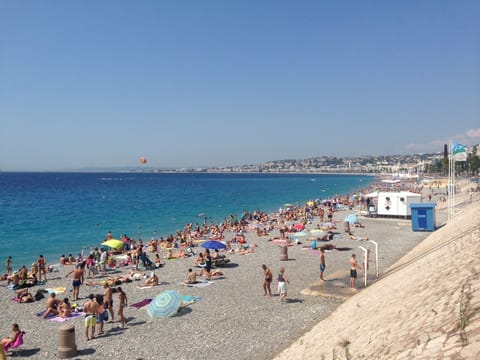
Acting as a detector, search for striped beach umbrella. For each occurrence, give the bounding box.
[147,290,182,318]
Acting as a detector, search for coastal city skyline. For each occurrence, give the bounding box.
[1,1,479,171]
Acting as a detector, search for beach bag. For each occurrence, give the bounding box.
[311,240,317,250]
[103,309,109,321]
[34,290,45,301]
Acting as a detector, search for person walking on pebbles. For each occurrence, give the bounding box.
[319,248,326,281]
[277,267,290,301]
[261,264,272,296]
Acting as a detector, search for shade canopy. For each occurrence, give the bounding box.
[101,239,124,250]
[344,214,359,225]
[147,290,182,318]
[201,241,227,250]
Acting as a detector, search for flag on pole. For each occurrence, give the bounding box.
[452,143,467,162]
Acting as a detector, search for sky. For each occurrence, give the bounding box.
[1,1,479,171]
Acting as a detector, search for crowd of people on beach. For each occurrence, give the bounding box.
[1,181,397,354]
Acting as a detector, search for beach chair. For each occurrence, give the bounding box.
[3,331,25,356]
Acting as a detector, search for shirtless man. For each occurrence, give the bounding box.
[37,255,47,282]
[349,254,358,289]
[65,263,85,301]
[319,249,326,281]
[261,264,272,296]
[103,282,114,323]
[184,268,198,284]
[84,294,98,340]
[42,293,60,319]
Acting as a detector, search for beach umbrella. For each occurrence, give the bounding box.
[201,240,227,250]
[292,230,310,238]
[101,239,124,250]
[147,290,182,318]
[344,214,359,225]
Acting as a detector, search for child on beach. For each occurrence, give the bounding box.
[277,267,290,301]
[1,323,22,352]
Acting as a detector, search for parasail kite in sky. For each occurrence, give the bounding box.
[139,157,147,164]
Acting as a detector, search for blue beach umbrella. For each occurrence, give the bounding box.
[201,240,227,250]
[344,214,359,225]
[292,230,310,239]
[147,290,182,318]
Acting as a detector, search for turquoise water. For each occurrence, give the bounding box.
[0,172,374,267]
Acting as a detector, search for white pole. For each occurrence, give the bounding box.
[359,246,368,288]
[448,140,454,219]
[369,240,379,278]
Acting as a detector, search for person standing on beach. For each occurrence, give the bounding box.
[277,267,290,302]
[349,254,358,289]
[5,256,12,274]
[262,264,272,296]
[319,249,326,281]
[65,262,85,301]
[99,248,107,275]
[117,286,128,328]
[37,255,47,282]
[84,294,98,341]
[103,281,114,323]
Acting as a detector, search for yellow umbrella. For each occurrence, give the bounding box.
[101,239,124,250]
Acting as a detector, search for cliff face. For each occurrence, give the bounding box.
[275,189,480,360]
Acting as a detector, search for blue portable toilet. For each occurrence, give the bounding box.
[410,203,436,231]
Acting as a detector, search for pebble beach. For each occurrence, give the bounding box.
[1,179,476,360]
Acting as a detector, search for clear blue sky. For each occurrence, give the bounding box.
[1,1,479,171]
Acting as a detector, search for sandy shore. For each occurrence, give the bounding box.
[1,180,476,359]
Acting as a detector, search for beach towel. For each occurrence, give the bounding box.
[130,298,152,309]
[36,310,85,321]
[182,280,214,288]
[46,287,67,294]
[48,312,85,322]
[138,281,169,289]
[181,295,201,303]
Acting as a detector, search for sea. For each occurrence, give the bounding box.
[0,172,375,268]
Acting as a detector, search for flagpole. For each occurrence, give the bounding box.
[448,140,455,219]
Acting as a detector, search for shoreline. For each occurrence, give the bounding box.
[3,172,377,267]
[0,177,461,360]
[273,178,480,359]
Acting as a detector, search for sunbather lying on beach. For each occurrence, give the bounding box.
[15,288,34,303]
[143,273,159,287]
[86,276,132,287]
[348,233,369,241]
[229,243,256,254]
[167,249,186,259]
